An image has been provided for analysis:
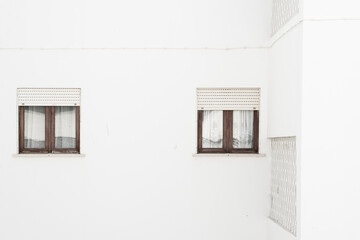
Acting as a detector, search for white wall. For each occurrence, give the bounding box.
[267,0,303,238]
[0,0,270,48]
[303,0,360,19]
[301,19,360,240]
[0,49,270,240]
[267,24,302,240]
[0,1,273,239]
[268,25,303,138]
[300,1,360,239]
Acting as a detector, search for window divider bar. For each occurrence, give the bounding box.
[50,106,55,153]
[224,110,232,152]
[45,107,50,153]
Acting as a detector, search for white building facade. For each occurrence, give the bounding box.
[0,0,359,240]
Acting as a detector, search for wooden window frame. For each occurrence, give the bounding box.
[197,110,259,154]
[19,106,80,154]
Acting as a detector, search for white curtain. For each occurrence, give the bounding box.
[202,110,223,148]
[55,106,76,148]
[233,110,253,148]
[24,106,45,148]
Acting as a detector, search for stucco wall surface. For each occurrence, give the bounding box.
[301,19,360,240]
[0,50,270,240]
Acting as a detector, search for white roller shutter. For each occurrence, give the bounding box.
[17,88,81,106]
[197,88,260,110]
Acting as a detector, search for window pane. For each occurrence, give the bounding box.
[233,110,253,148]
[24,106,45,148]
[202,110,223,148]
[55,106,76,149]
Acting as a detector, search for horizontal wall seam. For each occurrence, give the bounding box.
[304,18,360,21]
[0,47,269,51]
[0,18,358,51]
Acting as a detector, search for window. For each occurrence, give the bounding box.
[197,88,260,154]
[17,88,81,154]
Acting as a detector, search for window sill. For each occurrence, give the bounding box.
[13,153,86,158]
[192,153,266,157]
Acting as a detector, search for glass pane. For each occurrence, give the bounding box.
[202,110,223,148]
[233,110,254,148]
[24,106,46,148]
[55,106,76,149]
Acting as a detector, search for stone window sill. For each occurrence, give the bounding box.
[13,154,86,158]
[192,153,265,157]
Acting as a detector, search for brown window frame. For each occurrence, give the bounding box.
[19,106,80,154]
[197,110,259,154]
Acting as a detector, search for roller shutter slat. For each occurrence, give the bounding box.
[17,88,81,106]
[197,88,260,110]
